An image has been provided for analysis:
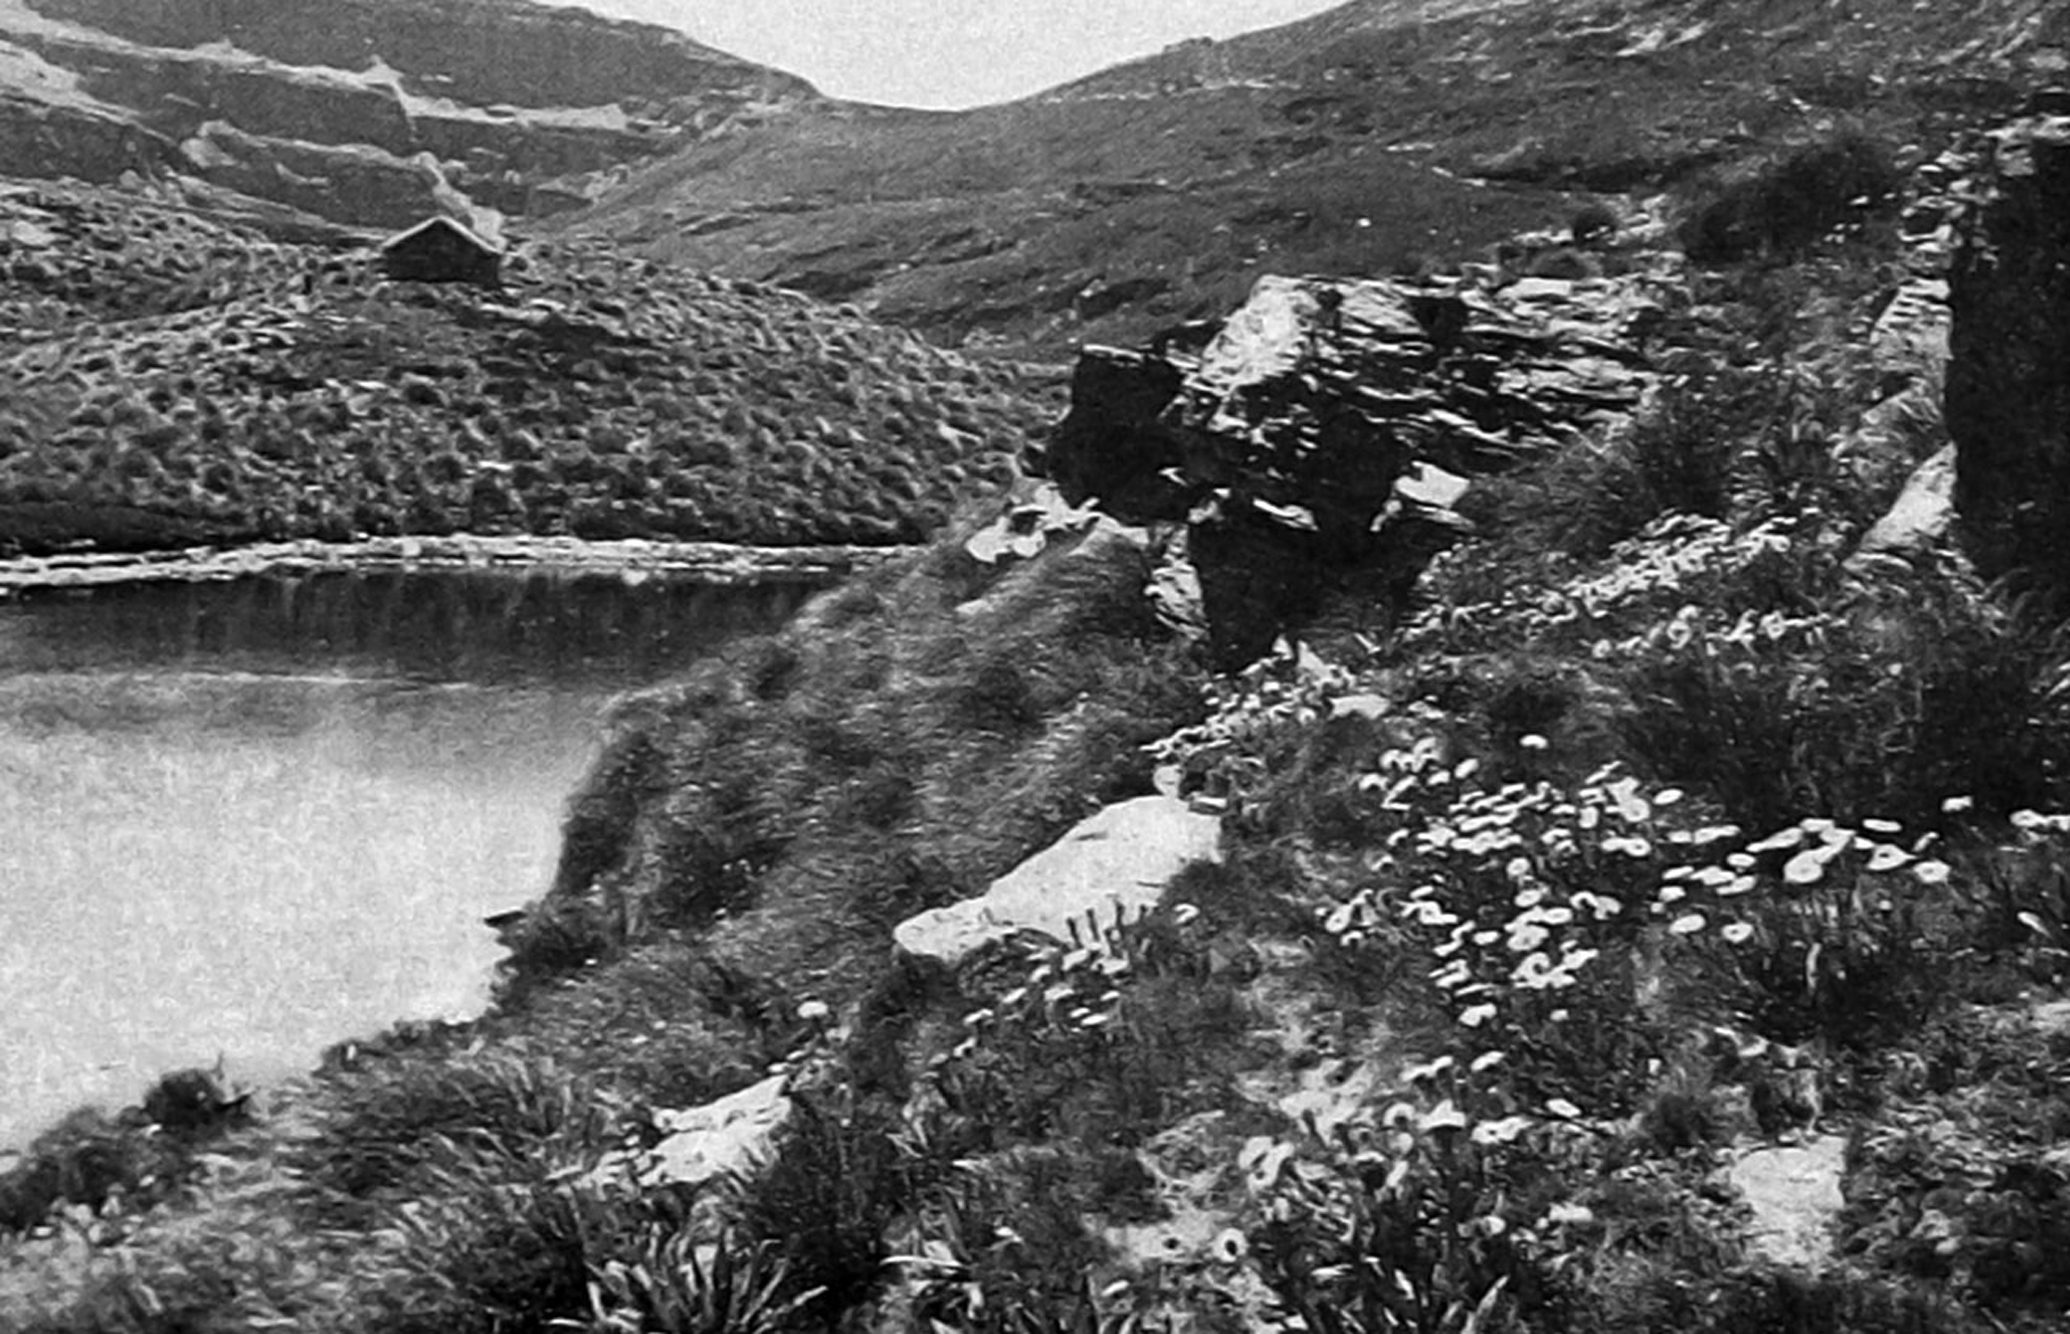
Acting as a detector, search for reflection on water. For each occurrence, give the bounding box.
[0,569,816,1147]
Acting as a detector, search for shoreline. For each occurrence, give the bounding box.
[0,533,919,593]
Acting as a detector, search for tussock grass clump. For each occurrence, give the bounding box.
[570,1226,820,1334]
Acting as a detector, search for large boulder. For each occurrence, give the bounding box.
[1038,269,1659,667]
[1948,96,2070,592]
[894,795,1221,970]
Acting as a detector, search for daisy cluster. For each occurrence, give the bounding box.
[1149,636,1357,810]
[945,936,1141,1064]
[1402,512,1809,658]
[1316,732,2024,1122]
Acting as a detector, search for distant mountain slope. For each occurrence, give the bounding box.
[1048,0,2063,180]
[0,179,1055,556]
[563,91,1563,356]
[561,0,2065,355]
[0,0,819,229]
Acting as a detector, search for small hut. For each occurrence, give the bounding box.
[379,215,503,287]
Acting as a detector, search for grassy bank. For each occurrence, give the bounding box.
[0,493,1207,1330]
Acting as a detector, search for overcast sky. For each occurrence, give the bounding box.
[537,1,1341,109]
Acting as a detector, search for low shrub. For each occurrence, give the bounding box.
[732,1091,908,1325]
[1249,1114,1564,1334]
[0,1111,173,1236]
[1680,131,1902,264]
[934,904,1247,1153]
[897,1158,1117,1333]
[1570,202,1619,248]
[564,1227,821,1334]
[297,1049,624,1210]
[383,1164,641,1334]
[517,504,1205,1002]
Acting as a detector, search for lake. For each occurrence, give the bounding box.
[0,567,817,1148]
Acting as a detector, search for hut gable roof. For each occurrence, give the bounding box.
[381,215,502,257]
[378,214,505,286]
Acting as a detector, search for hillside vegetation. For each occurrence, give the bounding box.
[0,179,1058,556]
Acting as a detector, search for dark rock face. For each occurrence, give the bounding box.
[1039,271,1658,667]
[1948,100,2070,593]
[1043,347,1190,522]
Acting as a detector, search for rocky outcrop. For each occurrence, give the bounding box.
[1868,277,1951,376]
[1043,270,1660,666]
[1947,95,2070,593]
[894,795,1222,970]
[0,0,820,228]
[1042,348,1191,522]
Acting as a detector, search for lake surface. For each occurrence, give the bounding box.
[0,568,817,1148]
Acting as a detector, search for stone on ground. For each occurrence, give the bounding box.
[1729,1135,1849,1270]
[587,1073,792,1193]
[1854,442,1957,562]
[894,795,1222,968]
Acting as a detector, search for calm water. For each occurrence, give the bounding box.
[0,569,816,1147]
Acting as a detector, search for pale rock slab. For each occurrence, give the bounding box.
[1869,277,1951,375]
[894,795,1222,968]
[1854,441,1956,562]
[587,1073,793,1193]
[1729,1135,1849,1270]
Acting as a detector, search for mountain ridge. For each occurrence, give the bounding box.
[0,0,820,229]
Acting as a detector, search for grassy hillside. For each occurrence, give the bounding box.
[574,95,1561,354]
[0,180,1060,556]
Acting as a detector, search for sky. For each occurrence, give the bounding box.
[536,1,1343,110]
